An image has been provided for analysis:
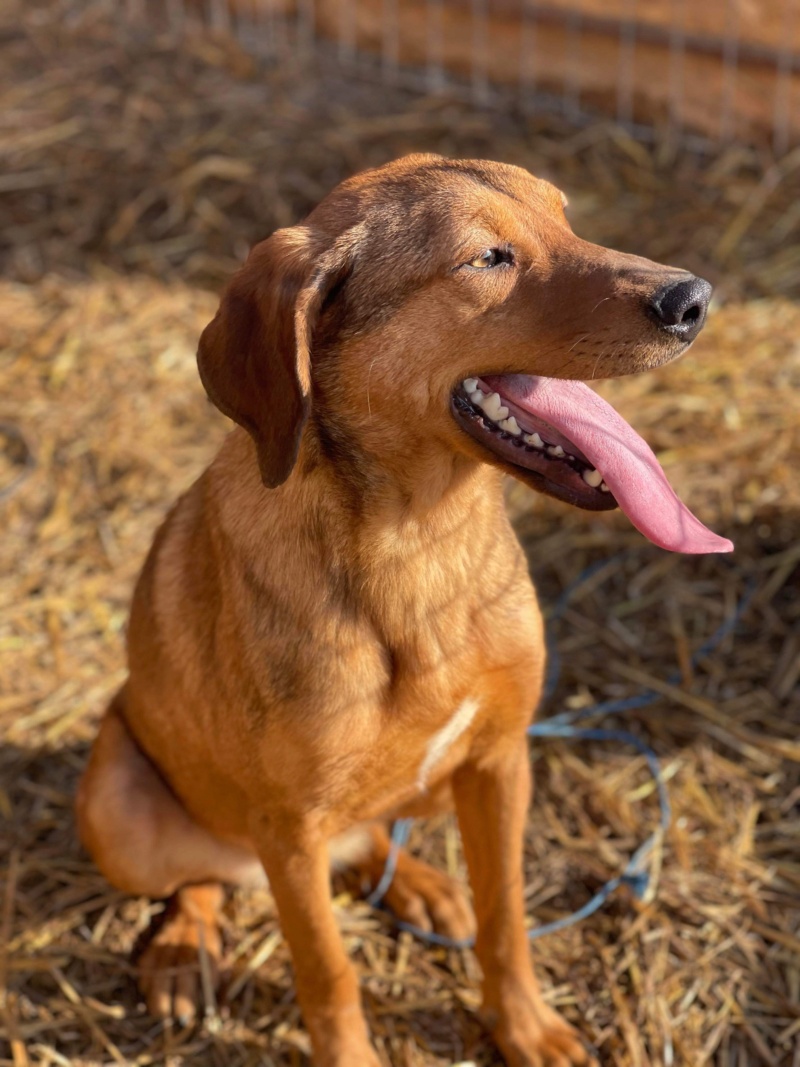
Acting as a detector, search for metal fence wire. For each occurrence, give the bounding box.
[124,0,799,152]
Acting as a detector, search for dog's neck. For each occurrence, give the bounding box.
[212,428,521,644]
[210,424,529,674]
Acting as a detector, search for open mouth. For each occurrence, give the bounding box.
[453,377,614,512]
[451,374,733,555]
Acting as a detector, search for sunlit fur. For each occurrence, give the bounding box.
[77,156,700,1067]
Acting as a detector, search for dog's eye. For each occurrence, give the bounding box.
[469,250,497,269]
[467,249,507,270]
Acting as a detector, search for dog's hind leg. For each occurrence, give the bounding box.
[76,689,264,1020]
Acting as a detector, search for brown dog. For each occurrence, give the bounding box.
[77,155,731,1067]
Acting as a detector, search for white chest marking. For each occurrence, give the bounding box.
[417,697,481,791]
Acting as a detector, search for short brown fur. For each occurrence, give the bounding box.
[77,155,698,1066]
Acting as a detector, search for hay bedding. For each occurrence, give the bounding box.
[1,3,799,1066]
[3,1,800,298]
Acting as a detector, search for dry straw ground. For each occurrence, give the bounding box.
[1,3,799,1065]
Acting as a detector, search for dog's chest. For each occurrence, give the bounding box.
[331,690,488,823]
[359,580,541,804]
[344,619,541,819]
[255,538,543,821]
[416,696,481,791]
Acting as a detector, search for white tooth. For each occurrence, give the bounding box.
[482,392,509,421]
[470,390,484,405]
[499,416,521,436]
[463,378,479,393]
[548,445,565,458]
[524,433,544,449]
[481,391,500,418]
[582,468,603,488]
[600,481,610,492]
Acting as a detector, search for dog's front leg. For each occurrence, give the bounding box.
[452,741,593,1067]
[252,810,380,1067]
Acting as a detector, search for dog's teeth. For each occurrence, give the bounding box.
[498,416,521,436]
[600,481,610,492]
[547,445,565,458]
[582,468,603,488]
[481,392,508,421]
[479,392,498,416]
[469,390,484,405]
[463,378,479,393]
[524,433,544,449]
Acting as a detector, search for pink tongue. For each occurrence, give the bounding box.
[487,375,733,554]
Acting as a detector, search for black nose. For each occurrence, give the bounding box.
[648,276,712,342]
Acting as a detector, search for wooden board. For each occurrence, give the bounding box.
[307,0,800,145]
[511,0,797,56]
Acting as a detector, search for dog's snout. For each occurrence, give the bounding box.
[648,276,712,342]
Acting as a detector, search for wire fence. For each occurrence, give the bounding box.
[122,0,800,152]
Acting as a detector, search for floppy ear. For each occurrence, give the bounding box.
[197,226,349,488]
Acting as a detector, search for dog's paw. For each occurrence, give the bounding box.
[383,857,476,942]
[137,886,223,1023]
[486,994,596,1067]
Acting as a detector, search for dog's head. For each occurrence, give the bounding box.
[198,155,730,554]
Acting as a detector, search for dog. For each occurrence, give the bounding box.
[76,155,731,1067]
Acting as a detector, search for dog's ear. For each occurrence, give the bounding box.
[197,226,351,488]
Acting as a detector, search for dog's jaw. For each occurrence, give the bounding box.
[451,382,618,512]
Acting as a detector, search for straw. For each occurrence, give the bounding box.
[1,3,798,1064]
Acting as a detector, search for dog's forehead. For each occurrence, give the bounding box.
[371,159,560,216]
[324,157,563,231]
